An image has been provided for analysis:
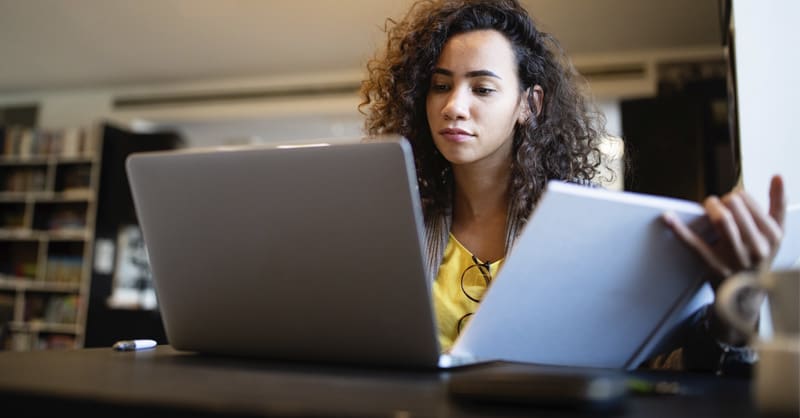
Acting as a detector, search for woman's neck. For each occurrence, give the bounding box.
[450,160,511,262]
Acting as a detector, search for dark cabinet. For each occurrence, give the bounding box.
[84,123,184,348]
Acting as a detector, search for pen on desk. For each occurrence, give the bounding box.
[112,339,157,351]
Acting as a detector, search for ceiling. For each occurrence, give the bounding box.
[0,0,723,94]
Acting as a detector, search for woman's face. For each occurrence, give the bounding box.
[426,29,529,168]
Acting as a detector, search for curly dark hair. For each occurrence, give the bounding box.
[359,0,607,224]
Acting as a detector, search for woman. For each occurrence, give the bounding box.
[359,0,785,374]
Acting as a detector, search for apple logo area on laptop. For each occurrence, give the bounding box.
[126,136,477,369]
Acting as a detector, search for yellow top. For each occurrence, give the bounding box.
[431,233,504,353]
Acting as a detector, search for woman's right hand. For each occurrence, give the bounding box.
[662,174,786,344]
[663,174,786,288]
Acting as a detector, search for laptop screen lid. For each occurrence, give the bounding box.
[126,136,443,368]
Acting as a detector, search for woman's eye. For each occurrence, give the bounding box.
[473,87,494,96]
[431,83,450,92]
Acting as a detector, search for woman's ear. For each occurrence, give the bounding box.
[530,85,544,118]
[518,85,544,124]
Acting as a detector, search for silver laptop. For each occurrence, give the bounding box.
[126,136,469,369]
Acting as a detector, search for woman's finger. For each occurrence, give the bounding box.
[721,193,771,265]
[662,211,731,279]
[768,174,787,227]
[740,190,784,249]
[705,195,750,270]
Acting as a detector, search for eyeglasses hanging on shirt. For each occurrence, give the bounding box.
[457,255,493,335]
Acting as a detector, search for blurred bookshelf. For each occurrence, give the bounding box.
[0,124,102,351]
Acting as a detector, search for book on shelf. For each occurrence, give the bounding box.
[45,256,83,283]
[10,262,38,279]
[1,167,47,193]
[59,188,93,199]
[0,125,99,159]
[45,208,86,230]
[43,295,78,324]
[58,163,93,196]
[22,294,78,325]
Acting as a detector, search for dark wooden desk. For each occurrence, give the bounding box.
[0,345,762,417]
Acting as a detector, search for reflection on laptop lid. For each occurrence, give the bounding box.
[126,136,473,369]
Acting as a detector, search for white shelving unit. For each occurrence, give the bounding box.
[0,125,102,350]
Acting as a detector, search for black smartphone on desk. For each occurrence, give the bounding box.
[446,362,629,411]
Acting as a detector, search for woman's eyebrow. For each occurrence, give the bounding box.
[432,68,502,79]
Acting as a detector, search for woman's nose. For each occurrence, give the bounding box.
[442,88,469,120]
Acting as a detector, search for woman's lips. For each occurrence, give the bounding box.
[439,128,474,143]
